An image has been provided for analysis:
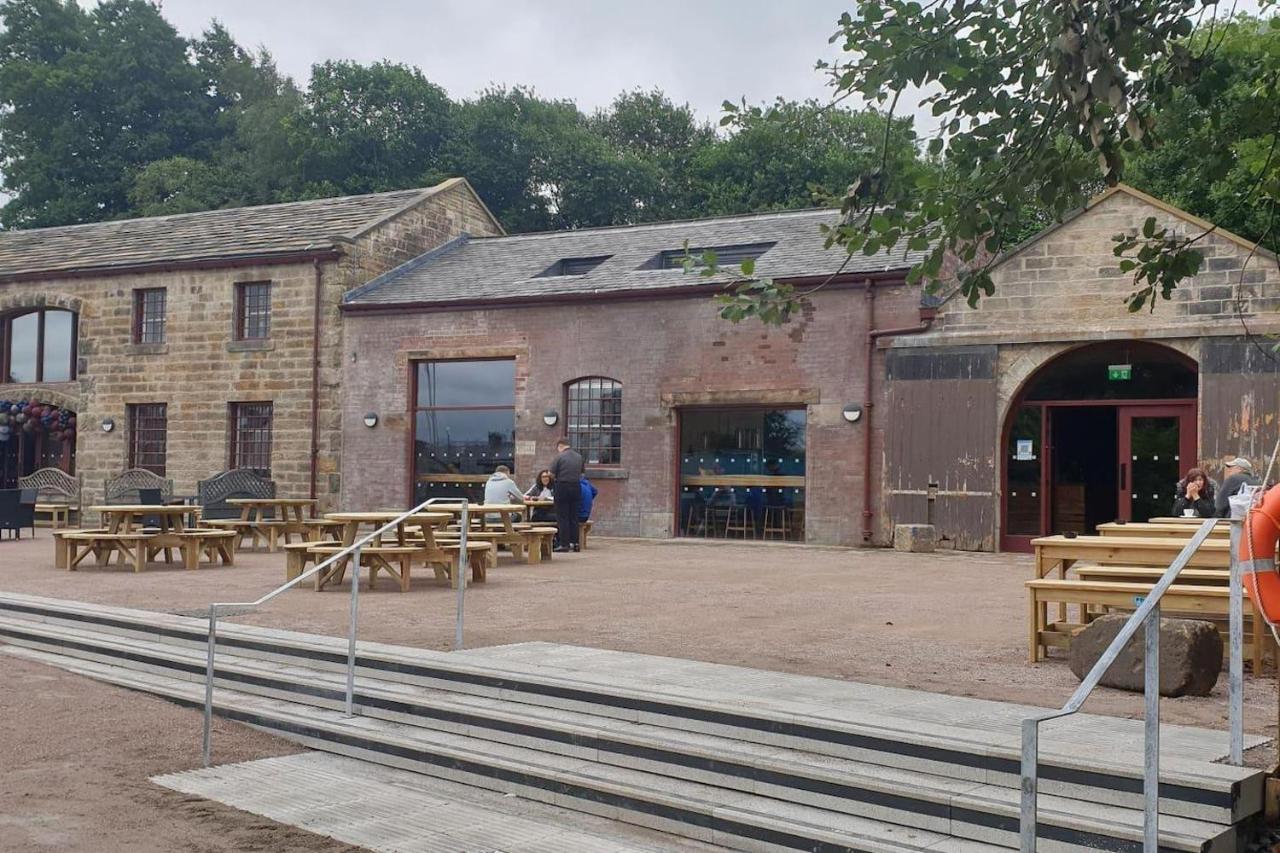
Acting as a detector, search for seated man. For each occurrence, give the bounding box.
[578,475,598,524]
[483,465,525,523]
[1215,456,1262,518]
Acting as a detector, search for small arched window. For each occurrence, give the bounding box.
[3,309,77,384]
[565,377,622,465]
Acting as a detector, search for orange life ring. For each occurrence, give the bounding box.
[1241,484,1280,627]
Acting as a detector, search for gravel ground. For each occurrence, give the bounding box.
[0,653,359,853]
[1,528,1274,733]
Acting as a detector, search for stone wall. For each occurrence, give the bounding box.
[340,281,922,546]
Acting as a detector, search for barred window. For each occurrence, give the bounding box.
[235,282,271,340]
[565,377,622,465]
[128,403,167,475]
[133,288,166,344]
[229,402,272,476]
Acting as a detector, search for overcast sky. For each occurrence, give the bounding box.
[157,0,856,123]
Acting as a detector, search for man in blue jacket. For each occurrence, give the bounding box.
[579,476,598,523]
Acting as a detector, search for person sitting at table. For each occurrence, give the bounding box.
[1172,467,1215,518]
[525,469,556,522]
[578,475,598,523]
[483,465,525,524]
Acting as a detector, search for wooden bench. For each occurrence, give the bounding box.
[179,530,237,569]
[580,520,593,549]
[1026,578,1272,672]
[424,540,495,587]
[309,544,422,592]
[205,518,283,551]
[63,532,156,573]
[53,528,106,569]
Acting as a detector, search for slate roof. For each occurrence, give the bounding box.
[344,207,924,307]
[0,180,466,280]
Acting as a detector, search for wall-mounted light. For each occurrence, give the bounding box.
[542,409,559,427]
[363,412,379,428]
[841,404,863,424]
[100,417,115,433]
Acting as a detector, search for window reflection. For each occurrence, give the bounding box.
[3,309,76,384]
[8,312,38,383]
[413,359,516,504]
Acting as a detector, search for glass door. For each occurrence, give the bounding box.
[1117,405,1197,522]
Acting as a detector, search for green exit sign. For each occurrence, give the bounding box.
[1108,364,1132,381]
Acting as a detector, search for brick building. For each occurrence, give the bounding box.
[340,184,1280,549]
[0,178,501,508]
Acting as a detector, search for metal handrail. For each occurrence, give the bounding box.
[1019,517,1239,852]
[201,496,470,766]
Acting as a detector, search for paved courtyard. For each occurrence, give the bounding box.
[1,528,1272,733]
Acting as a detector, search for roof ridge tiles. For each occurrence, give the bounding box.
[473,206,843,244]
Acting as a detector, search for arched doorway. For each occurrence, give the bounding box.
[1001,341,1198,551]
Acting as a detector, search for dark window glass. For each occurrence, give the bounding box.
[128,403,168,475]
[230,402,272,476]
[415,360,515,408]
[566,377,622,465]
[8,312,38,383]
[678,407,806,541]
[134,289,166,344]
[236,282,271,340]
[413,359,516,503]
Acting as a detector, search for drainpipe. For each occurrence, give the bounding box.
[309,259,323,502]
[861,283,937,543]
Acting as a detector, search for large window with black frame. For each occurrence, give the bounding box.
[565,376,621,465]
[229,401,273,476]
[678,407,806,541]
[412,359,516,503]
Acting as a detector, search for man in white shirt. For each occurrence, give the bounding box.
[483,466,525,522]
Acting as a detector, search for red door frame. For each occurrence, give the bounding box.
[1001,398,1198,552]
[1116,403,1198,522]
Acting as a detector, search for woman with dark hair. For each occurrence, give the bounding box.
[1172,467,1216,518]
[526,469,556,522]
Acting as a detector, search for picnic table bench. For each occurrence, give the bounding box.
[311,511,456,592]
[1026,578,1272,671]
[205,498,316,552]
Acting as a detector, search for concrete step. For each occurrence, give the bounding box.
[0,615,1245,852]
[5,646,1009,853]
[0,592,1260,827]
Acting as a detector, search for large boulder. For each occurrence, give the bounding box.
[1068,614,1221,697]
[893,524,936,553]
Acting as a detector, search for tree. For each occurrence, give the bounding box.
[708,1,1279,324]
[287,60,452,197]
[696,98,927,215]
[0,0,218,228]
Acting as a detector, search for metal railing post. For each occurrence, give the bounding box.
[1019,718,1039,852]
[1228,517,1244,765]
[455,501,468,650]
[202,604,217,767]
[344,545,363,717]
[1143,605,1160,853]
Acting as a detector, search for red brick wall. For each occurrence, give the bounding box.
[340,282,921,546]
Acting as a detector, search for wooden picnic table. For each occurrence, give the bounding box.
[1096,521,1230,540]
[76,505,233,571]
[429,502,543,561]
[313,511,452,591]
[222,498,317,551]
[1148,516,1220,524]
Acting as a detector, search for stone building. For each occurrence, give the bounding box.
[340,184,1280,549]
[0,177,501,508]
[882,184,1280,551]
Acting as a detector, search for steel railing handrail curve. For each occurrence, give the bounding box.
[1019,517,1240,852]
[201,496,470,766]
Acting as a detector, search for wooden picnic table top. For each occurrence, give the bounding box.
[325,511,451,524]
[227,498,317,506]
[1148,516,1224,524]
[1096,521,1229,537]
[430,503,527,513]
[525,498,554,507]
[91,504,201,514]
[1032,534,1231,550]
